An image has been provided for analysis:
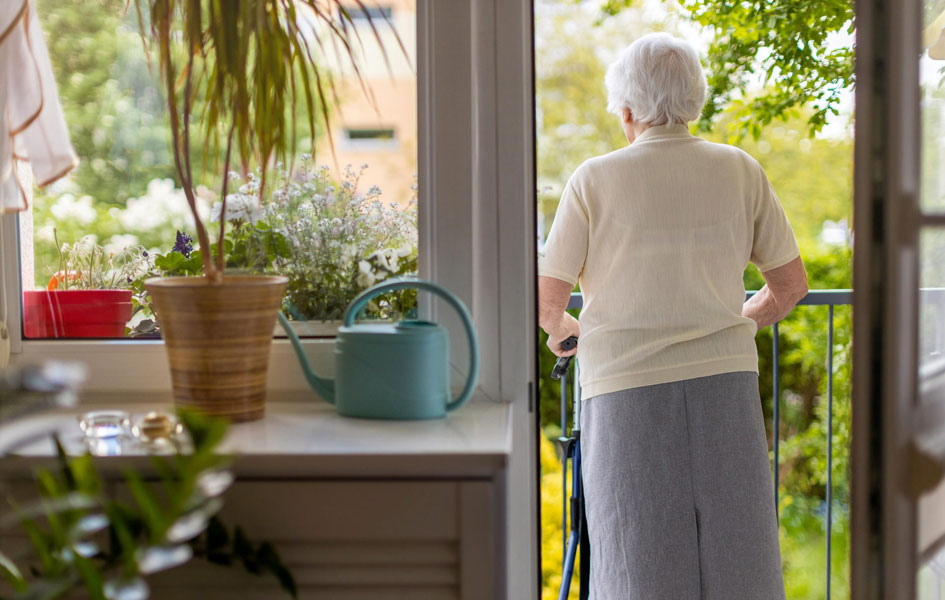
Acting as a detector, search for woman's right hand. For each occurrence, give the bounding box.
[546,312,580,357]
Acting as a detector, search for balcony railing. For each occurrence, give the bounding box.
[554,288,945,599]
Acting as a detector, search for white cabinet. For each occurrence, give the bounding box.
[0,400,511,599]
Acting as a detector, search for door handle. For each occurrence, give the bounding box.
[906,437,945,499]
[909,358,945,498]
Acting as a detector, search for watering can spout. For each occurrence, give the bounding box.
[277,312,335,404]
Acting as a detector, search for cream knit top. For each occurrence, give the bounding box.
[538,124,800,398]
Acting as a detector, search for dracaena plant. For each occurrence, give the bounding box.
[133,0,404,283]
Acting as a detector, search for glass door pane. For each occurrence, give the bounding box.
[922,0,945,212]
[920,229,945,377]
[921,0,945,392]
[918,547,945,600]
[918,0,945,581]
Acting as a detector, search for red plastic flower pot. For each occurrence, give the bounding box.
[23,290,134,338]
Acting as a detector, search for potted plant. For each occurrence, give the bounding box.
[132,1,393,421]
[23,235,150,339]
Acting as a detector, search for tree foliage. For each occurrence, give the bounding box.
[600,0,855,139]
[38,0,178,204]
[535,1,673,219]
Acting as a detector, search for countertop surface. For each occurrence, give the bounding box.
[0,395,512,478]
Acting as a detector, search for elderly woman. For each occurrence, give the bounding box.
[538,33,808,599]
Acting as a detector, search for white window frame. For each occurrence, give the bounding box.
[1,1,539,597]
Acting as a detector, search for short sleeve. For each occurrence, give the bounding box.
[750,167,800,272]
[538,179,589,286]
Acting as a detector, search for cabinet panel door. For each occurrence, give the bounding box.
[213,480,460,541]
[147,480,489,600]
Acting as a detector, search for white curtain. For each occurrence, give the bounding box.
[1,0,76,213]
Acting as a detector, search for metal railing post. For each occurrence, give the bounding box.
[936,291,945,357]
[773,321,780,517]
[826,304,834,600]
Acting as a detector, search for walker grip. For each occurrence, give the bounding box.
[551,336,579,380]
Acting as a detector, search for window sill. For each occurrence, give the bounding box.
[0,394,510,479]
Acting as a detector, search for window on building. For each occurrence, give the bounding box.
[343,5,394,22]
[341,127,399,150]
[345,128,396,140]
[919,0,945,388]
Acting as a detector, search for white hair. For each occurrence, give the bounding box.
[605,33,707,126]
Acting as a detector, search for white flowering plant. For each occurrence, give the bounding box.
[45,231,152,291]
[265,160,418,321]
[30,179,210,289]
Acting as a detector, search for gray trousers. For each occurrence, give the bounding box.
[580,371,786,599]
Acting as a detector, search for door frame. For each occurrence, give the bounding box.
[852,0,945,596]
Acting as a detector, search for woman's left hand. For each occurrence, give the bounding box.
[546,312,580,357]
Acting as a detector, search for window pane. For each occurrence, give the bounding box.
[917,547,945,600]
[920,228,945,381]
[22,0,417,339]
[920,0,945,390]
[922,0,945,211]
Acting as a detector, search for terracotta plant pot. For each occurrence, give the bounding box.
[145,275,289,422]
[23,290,133,338]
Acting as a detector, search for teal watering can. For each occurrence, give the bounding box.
[278,278,479,419]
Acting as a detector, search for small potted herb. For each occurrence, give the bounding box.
[23,234,150,339]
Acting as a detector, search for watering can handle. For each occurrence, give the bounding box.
[344,278,480,412]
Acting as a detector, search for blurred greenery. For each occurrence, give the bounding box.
[0,411,296,598]
[35,0,335,205]
[38,0,179,204]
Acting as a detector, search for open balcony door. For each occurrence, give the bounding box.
[852,0,945,597]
